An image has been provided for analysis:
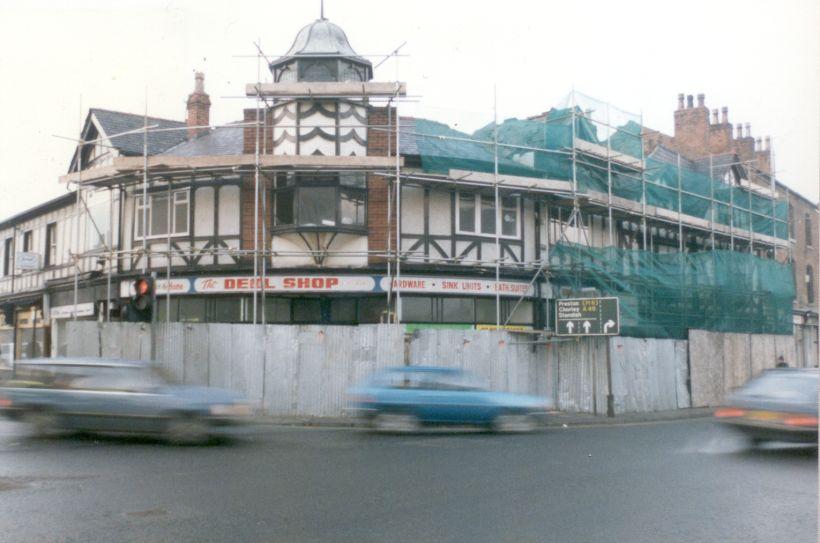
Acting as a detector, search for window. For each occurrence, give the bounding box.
[135,190,189,239]
[22,230,32,252]
[806,213,813,247]
[401,297,434,322]
[273,173,366,230]
[2,238,11,276]
[456,193,520,237]
[264,298,291,323]
[299,60,338,82]
[458,193,476,233]
[329,299,357,323]
[807,266,815,305]
[293,299,322,322]
[441,297,474,323]
[358,297,388,323]
[45,223,57,267]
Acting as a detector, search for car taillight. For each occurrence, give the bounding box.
[714,408,746,418]
[0,396,11,408]
[783,415,818,428]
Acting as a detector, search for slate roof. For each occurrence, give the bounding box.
[91,108,187,156]
[162,123,244,157]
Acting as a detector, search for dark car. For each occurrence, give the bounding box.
[348,366,551,433]
[714,368,818,445]
[0,358,253,444]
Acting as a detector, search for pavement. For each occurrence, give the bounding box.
[254,406,716,429]
[0,415,815,543]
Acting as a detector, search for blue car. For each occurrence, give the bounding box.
[348,366,550,433]
[0,358,253,444]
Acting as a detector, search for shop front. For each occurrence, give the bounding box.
[121,274,540,327]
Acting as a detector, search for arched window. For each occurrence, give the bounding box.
[807,265,815,305]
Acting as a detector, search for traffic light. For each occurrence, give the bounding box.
[125,276,154,322]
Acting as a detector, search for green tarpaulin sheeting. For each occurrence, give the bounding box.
[549,242,795,338]
[410,112,788,240]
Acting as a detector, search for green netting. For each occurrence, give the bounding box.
[411,95,790,241]
[646,182,677,211]
[549,242,795,338]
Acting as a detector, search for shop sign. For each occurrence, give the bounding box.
[15,252,41,271]
[118,275,535,298]
[379,276,533,297]
[50,303,95,320]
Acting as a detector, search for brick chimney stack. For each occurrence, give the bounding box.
[186,72,211,139]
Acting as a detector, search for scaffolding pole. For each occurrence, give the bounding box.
[494,85,501,327]
[394,88,402,324]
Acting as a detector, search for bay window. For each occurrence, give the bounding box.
[135,189,189,239]
[273,173,366,230]
[456,192,520,238]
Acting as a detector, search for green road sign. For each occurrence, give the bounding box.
[555,297,620,336]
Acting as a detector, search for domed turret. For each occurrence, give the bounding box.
[270,18,372,83]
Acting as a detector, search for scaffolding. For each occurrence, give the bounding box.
[16,41,793,340]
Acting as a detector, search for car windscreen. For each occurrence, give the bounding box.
[737,372,818,403]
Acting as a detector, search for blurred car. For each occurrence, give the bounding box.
[0,357,253,444]
[348,366,550,433]
[714,368,818,445]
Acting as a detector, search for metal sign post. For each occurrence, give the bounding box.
[555,297,620,336]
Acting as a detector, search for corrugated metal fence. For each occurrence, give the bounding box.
[59,322,806,416]
[688,329,807,407]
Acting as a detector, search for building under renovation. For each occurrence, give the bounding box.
[0,14,816,367]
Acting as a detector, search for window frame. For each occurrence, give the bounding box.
[44,223,57,268]
[134,188,190,240]
[455,192,521,239]
[805,213,813,247]
[272,173,367,233]
[2,238,12,276]
[22,230,32,252]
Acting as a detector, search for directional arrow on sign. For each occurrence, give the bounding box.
[566,321,574,333]
[604,319,615,333]
[582,321,591,333]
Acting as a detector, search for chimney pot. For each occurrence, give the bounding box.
[736,124,743,139]
[194,71,205,93]
[677,93,685,110]
[721,106,728,124]
[764,136,771,151]
[686,94,694,108]
[744,123,751,138]
[711,109,719,124]
[697,93,705,107]
[755,137,762,151]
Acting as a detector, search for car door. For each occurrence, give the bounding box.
[65,367,165,433]
[414,372,494,424]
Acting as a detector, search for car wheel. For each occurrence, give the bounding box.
[166,416,209,445]
[372,412,420,434]
[22,410,60,436]
[493,413,537,433]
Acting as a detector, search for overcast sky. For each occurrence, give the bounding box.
[0,0,817,220]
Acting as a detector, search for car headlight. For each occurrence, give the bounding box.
[210,403,252,417]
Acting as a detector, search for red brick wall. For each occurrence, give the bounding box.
[367,106,397,265]
[242,107,274,155]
